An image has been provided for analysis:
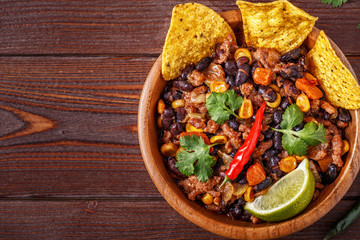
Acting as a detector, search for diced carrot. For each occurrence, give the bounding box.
[317,156,333,172]
[246,163,266,186]
[295,78,323,100]
[253,68,272,86]
[178,132,213,152]
[304,72,318,85]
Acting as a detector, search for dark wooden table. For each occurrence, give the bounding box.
[0,0,359,239]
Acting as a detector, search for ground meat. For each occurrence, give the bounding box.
[223,139,233,153]
[240,82,256,97]
[204,119,219,133]
[187,70,205,86]
[252,140,273,158]
[276,75,284,87]
[331,134,343,167]
[252,48,281,69]
[162,131,172,143]
[320,100,336,115]
[281,79,299,98]
[193,85,207,95]
[278,150,289,159]
[308,130,332,160]
[251,215,261,224]
[249,94,264,109]
[310,99,321,115]
[213,35,236,64]
[230,137,242,149]
[207,204,221,212]
[203,62,226,82]
[222,123,241,139]
[178,175,221,201]
[207,190,221,198]
[188,117,206,129]
[337,120,349,129]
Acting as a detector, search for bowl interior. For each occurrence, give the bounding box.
[138,10,360,239]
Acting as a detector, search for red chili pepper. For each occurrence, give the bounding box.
[220,101,266,188]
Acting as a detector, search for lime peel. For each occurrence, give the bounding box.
[244,159,315,222]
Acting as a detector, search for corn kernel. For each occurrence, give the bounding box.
[341,140,350,156]
[160,143,178,157]
[294,155,306,162]
[210,81,229,93]
[172,99,185,109]
[239,98,253,119]
[213,197,221,206]
[296,93,310,112]
[157,116,162,128]
[279,156,297,173]
[158,99,165,114]
[269,84,280,93]
[234,48,252,64]
[266,92,281,108]
[244,186,254,202]
[186,122,203,132]
[202,193,214,205]
[210,135,227,144]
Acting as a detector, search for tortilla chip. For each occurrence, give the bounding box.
[162,3,235,81]
[237,0,318,54]
[306,31,360,110]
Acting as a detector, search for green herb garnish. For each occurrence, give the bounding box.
[358,22,360,30]
[205,90,243,124]
[321,0,347,7]
[175,135,217,182]
[272,104,326,156]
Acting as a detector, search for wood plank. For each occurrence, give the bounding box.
[0,0,359,55]
[0,56,359,197]
[0,199,358,239]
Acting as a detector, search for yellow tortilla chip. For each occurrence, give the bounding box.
[306,31,360,110]
[162,3,235,81]
[237,0,318,54]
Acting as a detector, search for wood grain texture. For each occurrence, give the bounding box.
[0,0,359,55]
[0,199,358,240]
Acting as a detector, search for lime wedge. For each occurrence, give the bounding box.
[244,159,315,222]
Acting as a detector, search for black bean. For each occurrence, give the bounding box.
[239,210,252,222]
[280,97,291,110]
[280,48,302,63]
[273,123,281,129]
[210,145,221,156]
[236,56,250,67]
[251,61,260,77]
[273,131,283,150]
[254,177,272,192]
[237,174,248,185]
[167,158,186,179]
[229,206,243,219]
[172,80,194,92]
[272,168,284,178]
[238,63,251,75]
[175,107,186,122]
[161,117,173,130]
[228,118,239,130]
[338,108,351,123]
[170,123,184,137]
[163,90,182,103]
[279,64,304,80]
[293,122,304,131]
[196,57,212,72]
[273,110,283,124]
[268,156,280,168]
[163,108,175,118]
[235,198,246,207]
[181,65,195,80]
[257,85,267,95]
[226,75,236,89]
[264,89,277,103]
[324,164,337,184]
[224,60,238,76]
[235,64,250,86]
[323,112,331,121]
[264,128,274,140]
[264,149,279,159]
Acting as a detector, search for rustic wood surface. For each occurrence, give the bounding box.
[0,0,359,239]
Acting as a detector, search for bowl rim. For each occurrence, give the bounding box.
[138,9,360,239]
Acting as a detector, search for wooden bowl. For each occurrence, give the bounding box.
[138,10,360,239]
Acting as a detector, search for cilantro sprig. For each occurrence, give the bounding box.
[321,0,347,7]
[175,135,217,182]
[205,90,243,124]
[272,104,326,156]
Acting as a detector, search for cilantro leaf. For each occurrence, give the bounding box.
[296,122,327,146]
[282,133,308,156]
[206,90,243,124]
[273,104,327,156]
[175,135,216,182]
[280,104,303,130]
[358,22,360,30]
[321,0,347,7]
